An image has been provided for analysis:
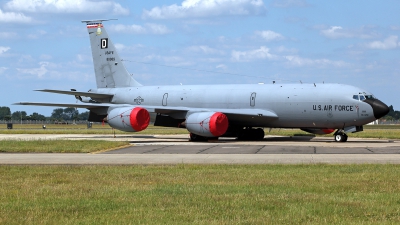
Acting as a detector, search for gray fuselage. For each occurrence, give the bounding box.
[95,83,376,129]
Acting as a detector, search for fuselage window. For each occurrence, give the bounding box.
[359,95,366,101]
[353,95,359,100]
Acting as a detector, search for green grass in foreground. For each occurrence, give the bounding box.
[0,124,190,135]
[0,165,399,224]
[0,140,129,153]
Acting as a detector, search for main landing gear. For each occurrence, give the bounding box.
[189,133,219,142]
[237,128,265,141]
[334,129,348,142]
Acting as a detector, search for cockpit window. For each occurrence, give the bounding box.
[354,93,376,101]
[365,95,375,99]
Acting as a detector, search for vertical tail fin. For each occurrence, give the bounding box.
[82,19,142,88]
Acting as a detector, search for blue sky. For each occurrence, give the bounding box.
[0,0,399,116]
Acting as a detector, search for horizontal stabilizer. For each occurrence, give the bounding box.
[35,89,113,99]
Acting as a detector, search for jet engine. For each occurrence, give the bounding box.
[106,107,150,132]
[184,112,229,137]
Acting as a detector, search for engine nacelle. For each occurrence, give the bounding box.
[106,107,150,132]
[185,112,229,137]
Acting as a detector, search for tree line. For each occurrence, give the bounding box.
[383,105,400,121]
[0,106,89,121]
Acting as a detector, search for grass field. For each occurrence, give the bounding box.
[0,124,189,135]
[0,164,399,224]
[0,140,129,153]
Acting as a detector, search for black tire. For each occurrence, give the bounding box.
[189,133,208,142]
[342,134,348,142]
[255,128,265,140]
[334,134,348,142]
[334,134,343,142]
[237,128,265,141]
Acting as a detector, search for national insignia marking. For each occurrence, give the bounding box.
[134,96,144,105]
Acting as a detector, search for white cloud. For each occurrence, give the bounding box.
[5,0,129,15]
[365,36,398,50]
[114,43,126,52]
[275,46,298,54]
[255,30,284,41]
[284,55,348,67]
[186,45,223,55]
[17,62,49,78]
[320,26,351,39]
[320,26,379,39]
[0,8,32,23]
[109,24,171,35]
[145,23,171,34]
[272,0,309,8]
[0,46,11,55]
[0,32,18,39]
[40,54,52,60]
[27,30,47,39]
[216,64,227,70]
[142,0,266,20]
[391,26,400,31]
[231,46,276,62]
[76,54,90,63]
[114,43,144,52]
[112,24,145,34]
[0,67,7,74]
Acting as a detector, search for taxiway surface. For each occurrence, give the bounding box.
[1,134,400,164]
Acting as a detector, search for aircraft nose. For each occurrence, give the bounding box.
[364,99,390,119]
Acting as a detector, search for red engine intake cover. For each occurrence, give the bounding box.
[208,112,229,136]
[130,107,150,131]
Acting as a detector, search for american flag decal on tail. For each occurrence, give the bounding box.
[86,23,103,29]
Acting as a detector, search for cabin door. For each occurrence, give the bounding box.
[250,92,256,107]
[162,93,168,106]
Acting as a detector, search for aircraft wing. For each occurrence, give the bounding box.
[13,102,278,125]
[208,108,278,126]
[13,102,112,109]
[142,106,278,126]
[35,89,114,99]
[141,106,277,118]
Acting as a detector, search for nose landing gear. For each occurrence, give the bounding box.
[334,130,348,142]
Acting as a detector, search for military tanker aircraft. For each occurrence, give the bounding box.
[15,19,390,142]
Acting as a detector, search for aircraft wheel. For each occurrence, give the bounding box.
[342,134,348,142]
[237,128,264,141]
[255,128,265,140]
[334,134,342,142]
[334,134,348,142]
[189,133,208,142]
